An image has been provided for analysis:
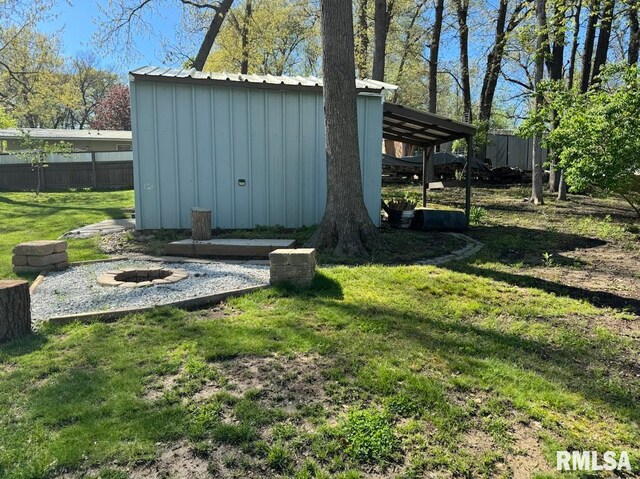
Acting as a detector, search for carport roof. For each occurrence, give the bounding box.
[382,102,476,147]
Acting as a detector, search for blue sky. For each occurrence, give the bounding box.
[40,0,184,76]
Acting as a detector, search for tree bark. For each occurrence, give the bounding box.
[455,0,473,123]
[547,0,567,194]
[629,0,640,64]
[531,0,546,205]
[568,0,582,88]
[240,0,252,74]
[557,168,567,200]
[356,0,370,78]
[428,0,445,113]
[192,0,235,71]
[307,0,379,256]
[581,0,600,92]
[591,0,616,82]
[479,0,526,123]
[191,208,212,241]
[0,280,31,343]
[372,0,392,80]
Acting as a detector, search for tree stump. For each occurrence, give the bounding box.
[191,208,212,240]
[0,280,31,343]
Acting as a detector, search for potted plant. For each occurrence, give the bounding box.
[386,196,417,229]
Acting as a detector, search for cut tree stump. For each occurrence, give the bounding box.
[0,280,31,343]
[191,208,212,241]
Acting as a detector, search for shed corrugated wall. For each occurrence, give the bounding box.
[131,79,383,230]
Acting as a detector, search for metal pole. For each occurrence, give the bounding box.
[91,151,97,188]
[422,147,427,207]
[466,135,473,226]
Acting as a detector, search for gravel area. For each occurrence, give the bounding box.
[31,259,270,322]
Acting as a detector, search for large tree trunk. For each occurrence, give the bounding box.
[531,0,546,205]
[356,0,370,78]
[240,0,252,74]
[568,0,582,88]
[547,0,567,194]
[428,0,444,113]
[306,0,379,256]
[629,0,640,64]
[581,0,600,92]
[192,0,234,71]
[372,0,392,80]
[0,280,31,343]
[591,0,616,82]
[455,0,473,123]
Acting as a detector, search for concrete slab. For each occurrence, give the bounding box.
[165,238,296,258]
[63,218,135,239]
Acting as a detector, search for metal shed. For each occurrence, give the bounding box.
[129,67,396,230]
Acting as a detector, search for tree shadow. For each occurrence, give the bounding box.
[451,262,640,315]
[309,298,639,424]
[468,225,607,267]
[0,196,126,220]
[0,331,49,358]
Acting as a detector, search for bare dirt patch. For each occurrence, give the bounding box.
[129,441,210,479]
[506,422,553,479]
[199,353,332,411]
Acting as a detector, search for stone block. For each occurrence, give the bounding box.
[269,249,316,287]
[288,248,316,266]
[12,255,28,266]
[13,265,53,274]
[269,249,291,265]
[53,242,68,253]
[27,252,68,267]
[54,261,69,271]
[13,240,67,256]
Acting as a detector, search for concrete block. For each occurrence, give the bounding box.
[13,265,53,274]
[11,255,28,266]
[27,252,68,267]
[53,242,68,253]
[13,240,67,256]
[288,248,316,266]
[269,249,291,265]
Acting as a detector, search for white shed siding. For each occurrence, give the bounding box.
[131,79,383,230]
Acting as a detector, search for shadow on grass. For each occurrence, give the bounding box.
[469,225,606,266]
[0,196,126,220]
[0,331,48,358]
[270,271,344,300]
[449,263,640,315]
[313,298,639,425]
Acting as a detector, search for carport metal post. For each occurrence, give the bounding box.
[421,146,433,207]
[465,135,473,224]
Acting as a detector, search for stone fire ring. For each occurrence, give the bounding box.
[97,267,189,288]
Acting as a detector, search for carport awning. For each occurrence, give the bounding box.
[382,102,476,147]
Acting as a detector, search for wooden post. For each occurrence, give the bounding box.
[465,135,473,226]
[0,280,31,343]
[191,208,212,240]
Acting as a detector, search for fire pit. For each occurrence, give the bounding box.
[97,267,189,288]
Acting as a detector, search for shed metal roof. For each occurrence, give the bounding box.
[130,67,398,93]
[382,102,476,147]
[0,128,132,142]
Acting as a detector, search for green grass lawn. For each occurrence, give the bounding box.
[0,191,134,279]
[0,187,638,478]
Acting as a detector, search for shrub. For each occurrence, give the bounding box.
[469,206,487,225]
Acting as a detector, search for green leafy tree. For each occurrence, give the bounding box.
[536,65,640,217]
[18,132,72,195]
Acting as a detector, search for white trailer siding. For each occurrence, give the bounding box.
[131,78,383,230]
